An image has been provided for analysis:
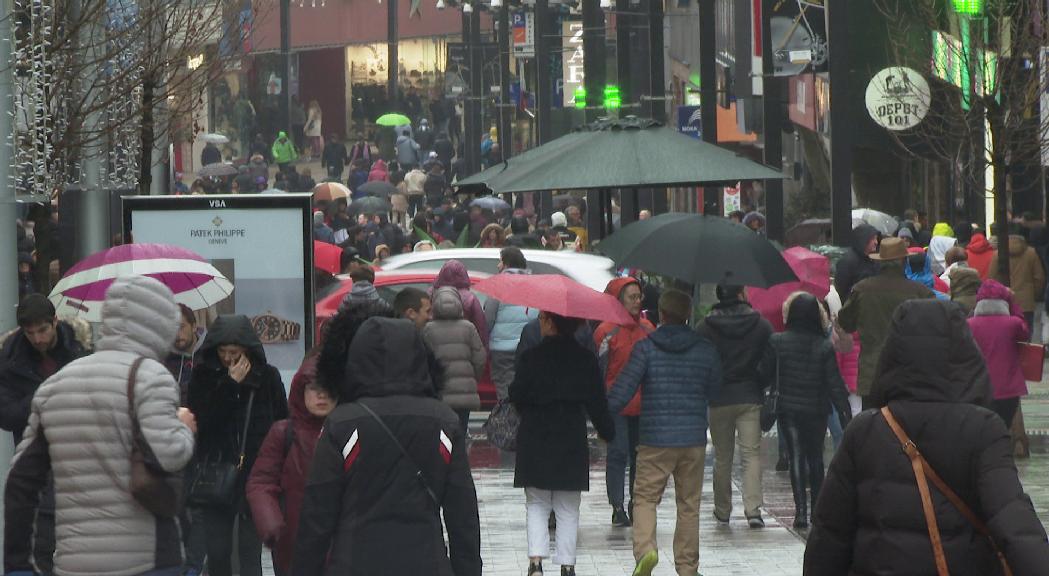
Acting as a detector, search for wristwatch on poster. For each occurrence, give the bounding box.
[250,312,302,344]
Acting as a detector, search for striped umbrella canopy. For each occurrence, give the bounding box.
[49,243,234,322]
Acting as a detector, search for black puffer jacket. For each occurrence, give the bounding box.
[699,301,772,407]
[293,318,481,576]
[804,300,1049,576]
[766,295,850,420]
[188,315,288,499]
[834,224,880,302]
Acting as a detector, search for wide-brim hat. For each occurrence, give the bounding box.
[870,237,909,261]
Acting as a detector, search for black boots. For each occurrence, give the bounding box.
[612,506,631,527]
[528,561,543,576]
[561,566,576,576]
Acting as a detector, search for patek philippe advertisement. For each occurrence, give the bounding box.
[123,194,314,387]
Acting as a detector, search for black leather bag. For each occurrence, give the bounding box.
[187,390,255,507]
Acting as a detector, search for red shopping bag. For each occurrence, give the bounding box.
[1019,343,1045,382]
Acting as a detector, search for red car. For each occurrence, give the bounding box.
[315,270,497,407]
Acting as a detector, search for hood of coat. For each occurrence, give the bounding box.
[648,324,706,353]
[976,278,1013,304]
[850,224,880,260]
[343,317,435,399]
[905,251,936,289]
[434,259,471,291]
[370,159,388,172]
[289,356,325,429]
[973,299,1011,317]
[931,222,955,238]
[198,314,268,369]
[869,299,992,408]
[704,302,763,338]
[604,277,640,299]
[1004,234,1028,256]
[96,275,180,361]
[432,286,465,321]
[968,233,993,254]
[277,131,288,140]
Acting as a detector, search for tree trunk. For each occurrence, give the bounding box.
[988,106,1010,286]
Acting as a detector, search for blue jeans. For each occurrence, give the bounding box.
[606,414,639,508]
[827,406,843,451]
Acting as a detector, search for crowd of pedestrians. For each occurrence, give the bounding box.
[5,206,1049,576]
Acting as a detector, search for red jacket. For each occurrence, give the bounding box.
[246,357,326,575]
[966,233,996,279]
[593,278,655,416]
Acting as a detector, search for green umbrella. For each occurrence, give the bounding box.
[457,117,785,193]
[376,113,412,127]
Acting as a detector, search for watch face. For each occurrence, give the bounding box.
[253,315,282,341]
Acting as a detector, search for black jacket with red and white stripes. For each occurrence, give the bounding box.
[292,317,482,576]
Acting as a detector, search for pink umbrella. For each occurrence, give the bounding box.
[746,246,830,332]
[474,274,635,325]
[49,243,234,322]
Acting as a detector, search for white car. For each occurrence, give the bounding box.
[379,248,617,292]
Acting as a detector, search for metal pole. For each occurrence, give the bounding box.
[280,0,292,135]
[535,0,552,144]
[647,0,666,123]
[497,3,513,158]
[388,0,399,109]
[150,87,169,195]
[615,0,631,109]
[77,0,109,261]
[827,0,852,246]
[582,0,606,123]
[0,0,18,328]
[699,0,719,215]
[463,8,483,176]
[761,0,783,241]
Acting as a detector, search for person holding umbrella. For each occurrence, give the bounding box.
[511,311,615,576]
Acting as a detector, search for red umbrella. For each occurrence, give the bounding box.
[474,274,635,325]
[314,240,342,275]
[746,246,830,332]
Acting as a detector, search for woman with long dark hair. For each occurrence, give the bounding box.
[767,292,851,529]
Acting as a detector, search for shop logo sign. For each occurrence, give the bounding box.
[865,66,930,131]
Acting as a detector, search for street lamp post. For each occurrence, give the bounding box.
[827,0,852,247]
[761,0,783,242]
[388,0,399,108]
[280,0,292,135]
[497,1,513,159]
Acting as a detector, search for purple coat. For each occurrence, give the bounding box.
[432,260,490,349]
[968,283,1030,400]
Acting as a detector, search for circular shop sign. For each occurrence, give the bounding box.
[865,66,931,131]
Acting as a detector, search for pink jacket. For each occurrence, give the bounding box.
[967,280,1030,400]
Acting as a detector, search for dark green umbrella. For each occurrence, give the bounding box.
[351,196,391,215]
[358,181,396,198]
[596,212,797,288]
[456,117,785,193]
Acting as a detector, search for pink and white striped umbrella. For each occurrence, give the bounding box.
[49,243,234,322]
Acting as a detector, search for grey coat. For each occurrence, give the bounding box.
[4,275,196,576]
[423,287,486,411]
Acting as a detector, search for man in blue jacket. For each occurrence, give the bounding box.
[607,289,722,576]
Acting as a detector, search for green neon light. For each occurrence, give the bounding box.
[574,86,586,109]
[951,0,982,15]
[603,85,621,109]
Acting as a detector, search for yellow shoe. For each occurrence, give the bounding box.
[632,550,658,576]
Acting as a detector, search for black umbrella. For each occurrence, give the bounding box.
[596,212,797,288]
[358,181,396,198]
[352,196,391,215]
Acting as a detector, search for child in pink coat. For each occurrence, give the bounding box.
[968,279,1030,427]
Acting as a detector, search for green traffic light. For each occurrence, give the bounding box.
[951,0,982,15]
[574,86,586,109]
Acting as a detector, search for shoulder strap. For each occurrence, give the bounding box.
[881,407,1014,576]
[235,390,257,471]
[126,358,148,433]
[358,401,440,509]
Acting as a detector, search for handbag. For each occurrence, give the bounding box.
[482,398,520,451]
[1018,342,1044,382]
[187,389,256,507]
[760,353,779,433]
[127,358,183,517]
[881,406,1014,576]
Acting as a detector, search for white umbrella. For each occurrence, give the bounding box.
[851,208,899,236]
[201,133,230,144]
